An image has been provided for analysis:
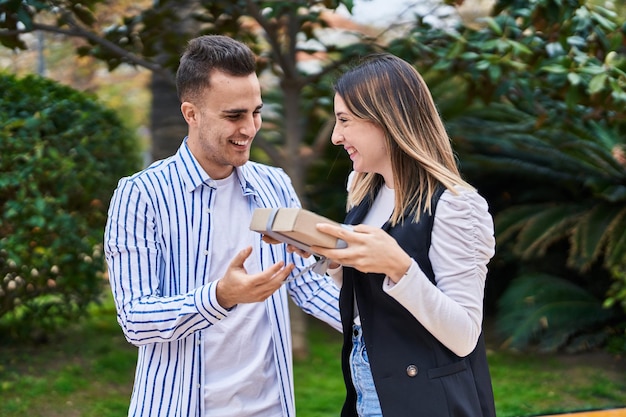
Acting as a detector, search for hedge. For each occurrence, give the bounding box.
[0,72,141,340]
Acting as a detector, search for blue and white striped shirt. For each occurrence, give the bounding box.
[104,139,341,417]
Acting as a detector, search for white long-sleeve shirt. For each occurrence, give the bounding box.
[104,139,341,417]
[329,183,495,357]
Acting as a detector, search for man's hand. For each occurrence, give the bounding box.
[216,246,294,309]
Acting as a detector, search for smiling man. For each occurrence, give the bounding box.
[104,35,341,417]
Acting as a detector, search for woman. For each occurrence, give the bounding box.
[311,53,497,417]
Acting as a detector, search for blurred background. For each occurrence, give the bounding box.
[1,1,625,415]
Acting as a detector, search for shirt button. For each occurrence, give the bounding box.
[205,208,211,214]
[204,250,209,256]
[406,365,418,377]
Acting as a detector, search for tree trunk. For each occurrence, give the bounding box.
[147,3,312,359]
[149,1,198,164]
[149,73,187,163]
[282,79,310,360]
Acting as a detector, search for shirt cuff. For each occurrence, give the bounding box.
[383,259,418,292]
[195,281,232,323]
[327,265,343,288]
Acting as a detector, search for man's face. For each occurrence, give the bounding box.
[184,70,263,179]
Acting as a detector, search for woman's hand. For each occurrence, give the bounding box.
[311,223,412,282]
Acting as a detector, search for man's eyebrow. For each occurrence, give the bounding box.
[223,103,264,115]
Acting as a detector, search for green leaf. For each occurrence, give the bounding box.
[570,204,622,270]
[589,9,617,32]
[515,205,583,259]
[72,3,97,27]
[497,274,617,352]
[588,73,608,94]
[567,72,581,86]
[460,52,480,60]
[509,40,532,56]
[605,213,626,268]
[16,7,34,31]
[483,17,502,35]
[541,65,568,74]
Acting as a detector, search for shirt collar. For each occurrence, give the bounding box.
[175,137,257,196]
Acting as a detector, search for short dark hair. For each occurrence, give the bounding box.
[175,35,257,103]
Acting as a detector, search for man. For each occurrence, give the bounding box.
[104,35,341,417]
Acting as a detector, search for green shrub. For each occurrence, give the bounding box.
[496,273,622,353]
[0,72,141,340]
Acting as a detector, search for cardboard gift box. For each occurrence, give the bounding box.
[250,208,348,254]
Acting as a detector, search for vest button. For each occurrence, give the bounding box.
[406,365,418,377]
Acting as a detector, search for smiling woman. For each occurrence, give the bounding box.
[308,52,497,417]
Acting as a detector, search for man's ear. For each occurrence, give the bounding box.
[181,102,197,124]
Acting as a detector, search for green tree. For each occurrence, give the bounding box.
[386,0,626,350]
[3,0,625,352]
[0,0,375,198]
[0,72,141,340]
[448,102,626,351]
[0,0,381,356]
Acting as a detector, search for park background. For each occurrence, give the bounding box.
[1,0,625,415]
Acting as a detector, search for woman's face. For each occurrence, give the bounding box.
[331,94,393,186]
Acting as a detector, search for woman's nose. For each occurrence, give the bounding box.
[331,127,343,145]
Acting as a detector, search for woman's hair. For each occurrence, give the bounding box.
[176,35,257,104]
[333,53,472,225]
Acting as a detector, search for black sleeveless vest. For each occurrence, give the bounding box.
[339,187,496,417]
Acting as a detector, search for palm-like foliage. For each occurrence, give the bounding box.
[449,103,626,273]
[390,0,626,352]
[446,101,626,352]
[496,273,619,352]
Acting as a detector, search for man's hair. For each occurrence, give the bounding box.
[176,35,257,104]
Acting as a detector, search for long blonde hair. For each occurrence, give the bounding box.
[333,53,472,225]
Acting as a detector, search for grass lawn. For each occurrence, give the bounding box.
[1,291,624,417]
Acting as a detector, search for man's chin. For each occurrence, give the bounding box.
[232,155,251,167]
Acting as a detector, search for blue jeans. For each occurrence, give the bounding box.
[350,324,383,417]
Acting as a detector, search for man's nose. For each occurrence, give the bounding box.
[240,116,258,137]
